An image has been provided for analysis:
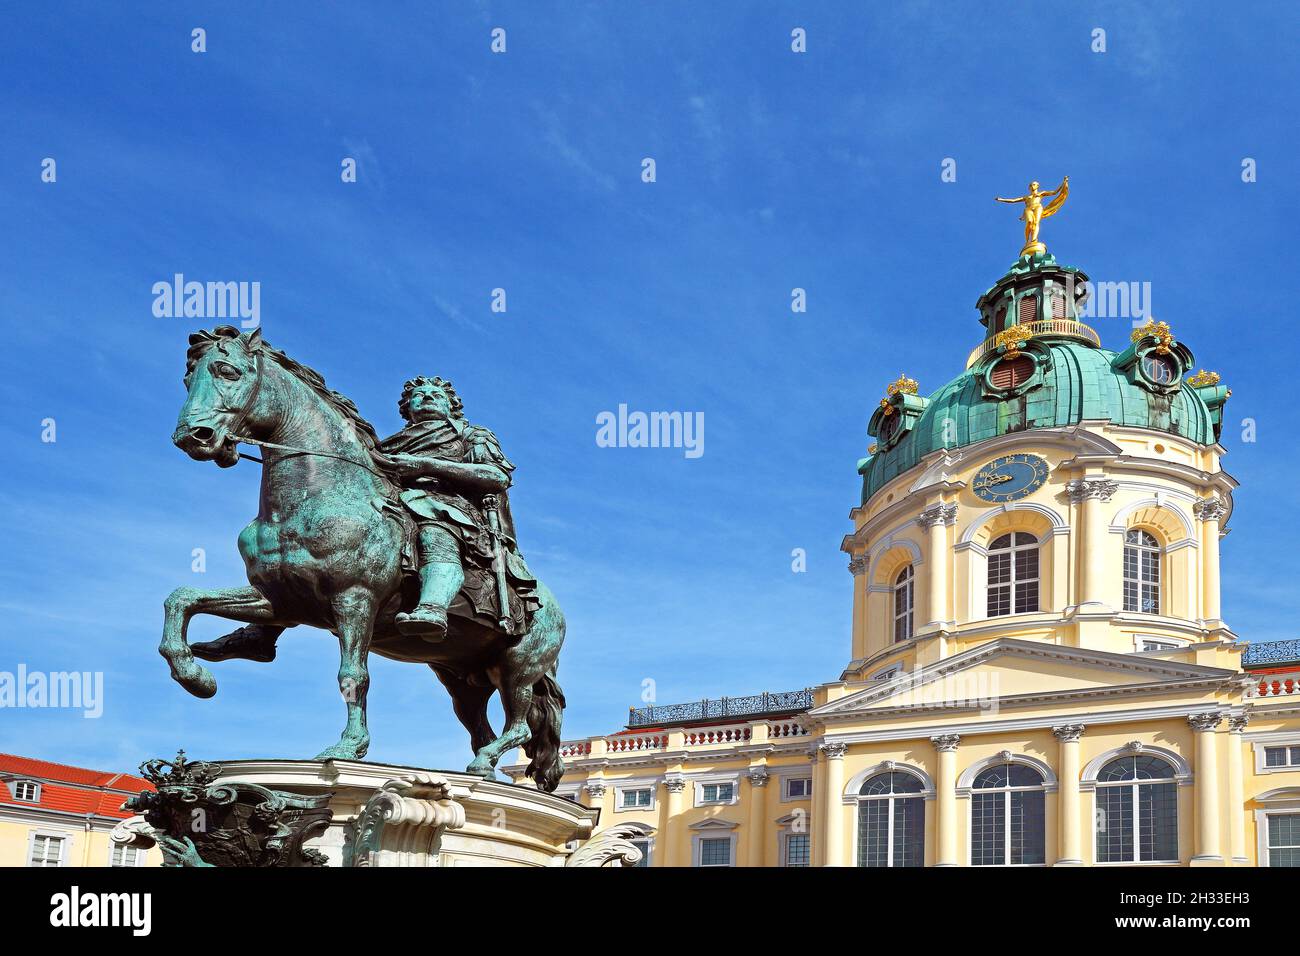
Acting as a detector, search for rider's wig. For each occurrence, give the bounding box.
[398,376,465,423]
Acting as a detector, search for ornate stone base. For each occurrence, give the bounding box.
[202,759,634,867]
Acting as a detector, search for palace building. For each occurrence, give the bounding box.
[507,245,1300,867]
[0,754,161,867]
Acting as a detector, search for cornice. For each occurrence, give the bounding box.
[820,701,1247,747]
[808,676,1237,725]
[808,637,1240,722]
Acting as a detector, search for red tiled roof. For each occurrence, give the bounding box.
[0,753,153,820]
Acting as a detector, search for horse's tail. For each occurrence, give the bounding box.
[524,669,566,793]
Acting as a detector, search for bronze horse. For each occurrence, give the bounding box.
[160,326,566,790]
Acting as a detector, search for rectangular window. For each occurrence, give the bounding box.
[1141,640,1178,652]
[698,837,732,867]
[971,792,1005,866]
[29,834,64,867]
[111,844,142,867]
[619,787,653,809]
[701,782,734,804]
[1269,814,1300,867]
[785,777,812,799]
[1138,782,1179,862]
[629,839,651,867]
[13,781,38,802]
[1264,746,1300,768]
[784,833,810,867]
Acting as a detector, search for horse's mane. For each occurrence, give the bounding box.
[187,326,393,476]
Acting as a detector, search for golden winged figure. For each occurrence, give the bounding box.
[995,176,1069,256]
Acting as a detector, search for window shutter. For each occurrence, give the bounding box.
[991,356,1034,390]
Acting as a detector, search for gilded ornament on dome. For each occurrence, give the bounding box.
[1131,319,1175,354]
[995,323,1034,359]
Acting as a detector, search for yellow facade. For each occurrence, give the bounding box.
[0,815,161,868]
[506,303,1300,868]
[0,759,163,868]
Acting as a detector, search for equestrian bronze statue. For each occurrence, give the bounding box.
[160,326,566,791]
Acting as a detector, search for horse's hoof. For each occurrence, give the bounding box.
[315,738,369,761]
[166,657,217,699]
[465,762,497,780]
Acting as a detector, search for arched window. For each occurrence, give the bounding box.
[1095,755,1179,863]
[1123,529,1161,614]
[856,771,925,868]
[971,763,1046,866]
[987,532,1039,617]
[893,565,914,642]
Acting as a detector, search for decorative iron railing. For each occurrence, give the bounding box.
[1243,640,1300,668]
[627,688,814,728]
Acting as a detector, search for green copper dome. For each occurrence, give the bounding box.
[858,255,1230,505]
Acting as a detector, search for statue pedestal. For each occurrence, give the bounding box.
[210,759,605,867]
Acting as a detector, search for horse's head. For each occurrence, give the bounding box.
[173,326,265,467]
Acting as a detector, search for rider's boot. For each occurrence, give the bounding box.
[396,559,463,641]
[191,624,283,663]
[395,604,449,640]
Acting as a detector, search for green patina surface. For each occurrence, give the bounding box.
[859,337,1221,505]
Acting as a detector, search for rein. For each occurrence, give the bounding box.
[231,433,390,479]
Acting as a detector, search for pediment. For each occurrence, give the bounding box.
[687,818,740,831]
[810,638,1236,718]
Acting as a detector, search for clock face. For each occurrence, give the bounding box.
[971,454,1050,503]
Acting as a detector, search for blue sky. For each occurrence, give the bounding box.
[1,2,1296,774]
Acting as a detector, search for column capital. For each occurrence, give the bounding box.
[820,742,848,760]
[916,503,959,529]
[1066,477,1118,503]
[662,775,687,794]
[1228,714,1251,734]
[848,556,868,577]
[747,766,771,787]
[1188,710,1224,732]
[1193,496,1229,522]
[583,780,607,799]
[1052,723,1086,743]
[930,733,961,752]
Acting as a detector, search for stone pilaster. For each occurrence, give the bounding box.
[746,766,769,868]
[916,503,957,630]
[1226,714,1249,864]
[1067,477,1118,611]
[820,742,848,867]
[1052,724,1085,865]
[1188,711,1224,865]
[931,734,961,867]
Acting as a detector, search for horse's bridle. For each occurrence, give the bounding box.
[216,346,389,479]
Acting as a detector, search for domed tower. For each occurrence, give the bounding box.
[841,248,1235,679]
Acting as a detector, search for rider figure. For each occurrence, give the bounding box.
[378,376,538,640]
[190,374,537,664]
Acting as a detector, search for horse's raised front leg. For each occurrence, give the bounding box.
[160,585,279,698]
[315,588,376,761]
